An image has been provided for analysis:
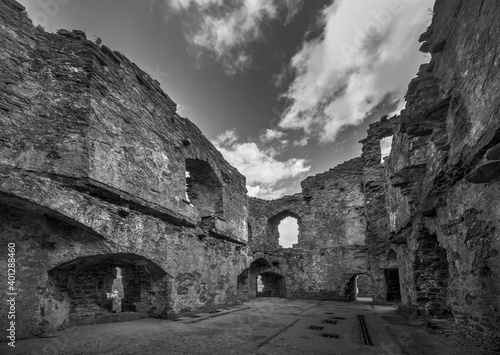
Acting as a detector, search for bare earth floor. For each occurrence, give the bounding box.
[2,298,481,355]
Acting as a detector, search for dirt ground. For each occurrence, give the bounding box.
[1,298,483,355]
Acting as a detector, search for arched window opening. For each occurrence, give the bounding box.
[380,136,393,164]
[278,216,299,248]
[185,159,223,216]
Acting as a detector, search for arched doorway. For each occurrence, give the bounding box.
[256,272,286,297]
[356,274,373,300]
[44,253,172,329]
[247,257,287,299]
[379,248,401,303]
[345,273,373,301]
[384,269,401,302]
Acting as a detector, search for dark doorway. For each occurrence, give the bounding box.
[256,272,285,297]
[384,269,401,301]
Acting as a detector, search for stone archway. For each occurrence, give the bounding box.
[43,253,172,332]
[256,272,286,297]
[344,273,374,301]
[248,257,273,299]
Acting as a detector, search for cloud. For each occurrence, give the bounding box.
[246,185,289,200]
[259,129,285,143]
[278,216,299,247]
[280,0,434,142]
[162,0,303,74]
[212,129,310,198]
[176,103,190,115]
[293,136,308,147]
[215,128,239,145]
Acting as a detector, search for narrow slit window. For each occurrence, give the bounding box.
[380,136,393,164]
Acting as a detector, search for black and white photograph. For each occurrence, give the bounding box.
[0,0,499,354]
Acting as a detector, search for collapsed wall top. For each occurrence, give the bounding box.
[0,0,248,243]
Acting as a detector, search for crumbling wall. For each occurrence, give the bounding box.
[248,158,368,300]
[2,0,499,352]
[359,116,398,304]
[0,0,248,241]
[249,158,366,250]
[379,0,500,352]
[0,0,251,340]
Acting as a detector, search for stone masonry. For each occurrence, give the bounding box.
[247,158,368,301]
[0,0,250,339]
[0,0,499,353]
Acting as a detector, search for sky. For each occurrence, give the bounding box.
[19,0,434,205]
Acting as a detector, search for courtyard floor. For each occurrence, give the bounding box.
[2,298,481,355]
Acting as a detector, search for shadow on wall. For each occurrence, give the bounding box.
[237,268,249,302]
[185,158,223,217]
[413,228,451,318]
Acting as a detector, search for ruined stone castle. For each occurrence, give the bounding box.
[0,0,499,353]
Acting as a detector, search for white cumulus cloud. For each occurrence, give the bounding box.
[259,129,286,143]
[280,0,434,142]
[212,129,310,198]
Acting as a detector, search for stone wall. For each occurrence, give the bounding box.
[0,0,248,242]
[376,0,500,352]
[359,116,398,304]
[0,0,251,340]
[248,158,368,300]
[1,0,499,352]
